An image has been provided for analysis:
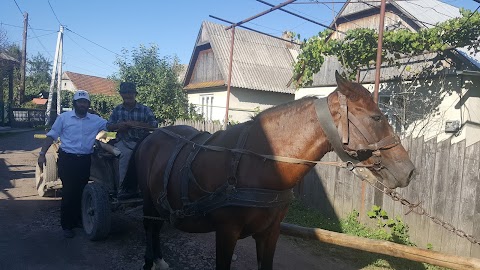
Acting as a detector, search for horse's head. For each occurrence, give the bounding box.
[327,71,415,189]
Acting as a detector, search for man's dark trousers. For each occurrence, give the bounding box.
[57,150,91,230]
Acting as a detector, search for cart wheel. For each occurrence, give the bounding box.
[82,182,111,241]
[35,153,57,197]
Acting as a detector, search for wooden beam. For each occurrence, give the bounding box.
[280,223,480,270]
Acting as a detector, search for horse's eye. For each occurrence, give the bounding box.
[371,115,382,122]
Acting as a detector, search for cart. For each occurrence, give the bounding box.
[35,139,141,241]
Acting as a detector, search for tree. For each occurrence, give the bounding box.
[25,53,51,100]
[114,44,190,122]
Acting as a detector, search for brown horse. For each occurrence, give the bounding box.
[129,71,415,270]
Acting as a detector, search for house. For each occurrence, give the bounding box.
[61,71,117,96]
[183,21,299,123]
[295,0,480,146]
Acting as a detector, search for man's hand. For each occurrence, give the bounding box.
[38,154,46,170]
[115,122,131,132]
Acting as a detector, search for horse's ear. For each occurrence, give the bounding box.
[335,71,359,101]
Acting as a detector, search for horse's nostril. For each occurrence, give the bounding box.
[408,169,415,181]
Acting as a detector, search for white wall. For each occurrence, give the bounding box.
[187,87,294,124]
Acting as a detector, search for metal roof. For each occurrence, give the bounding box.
[188,21,299,94]
[336,0,461,29]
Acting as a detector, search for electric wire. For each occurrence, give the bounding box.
[64,32,117,71]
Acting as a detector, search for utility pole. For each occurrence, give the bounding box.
[45,25,63,126]
[373,0,386,104]
[56,35,63,116]
[19,12,28,104]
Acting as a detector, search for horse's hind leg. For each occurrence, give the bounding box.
[143,200,169,270]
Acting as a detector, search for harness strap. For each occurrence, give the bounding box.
[347,112,378,144]
[229,123,252,185]
[338,92,349,144]
[181,132,214,205]
[314,97,359,164]
[182,187,294,217]
[158,129,211,212]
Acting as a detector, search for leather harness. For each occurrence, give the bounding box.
[155,93,400,219]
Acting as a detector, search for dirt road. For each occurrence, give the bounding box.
[0,130,359,270]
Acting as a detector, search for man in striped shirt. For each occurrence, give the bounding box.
[107,82,158,200]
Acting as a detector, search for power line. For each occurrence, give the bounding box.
[64,32,117,70]
[12,0,23,15]
[65,28,122,57]
[0,22,56,32]
[47,0,62,25]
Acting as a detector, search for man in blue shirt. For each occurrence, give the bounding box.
[107,82,158,200]
[38,90,107,238]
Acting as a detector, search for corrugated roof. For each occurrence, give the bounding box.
[63,71,117,96]
[336,0,461,29]
[188,21,299,94]
[0,51,19,63]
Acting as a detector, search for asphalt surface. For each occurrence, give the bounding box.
[0,129,358,270]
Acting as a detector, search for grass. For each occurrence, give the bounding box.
[284,199,451,270]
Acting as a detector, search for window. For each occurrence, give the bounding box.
[200,95,214,121]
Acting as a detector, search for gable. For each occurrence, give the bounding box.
[331,0,461,39]
[184,21,299,94]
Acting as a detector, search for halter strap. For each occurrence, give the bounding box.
[314,97,358,164]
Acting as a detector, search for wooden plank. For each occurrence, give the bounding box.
[343,167,354,216]
[406,136,424,244]
[456,142,480,257]
[415,137,437,249]
[324,152,338,218]
[442,141,466,255]
[428,138,451,252]
[280,223,480,270]
[394,135,414,219]
[334,154,348,218]
[472,142,480,258]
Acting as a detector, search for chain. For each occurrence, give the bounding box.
[367,179,480,246]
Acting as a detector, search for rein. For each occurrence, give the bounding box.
[157,127,367,169]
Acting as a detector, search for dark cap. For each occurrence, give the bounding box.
[119,82,137,94]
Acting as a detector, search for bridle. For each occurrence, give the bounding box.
[315,91,401,172]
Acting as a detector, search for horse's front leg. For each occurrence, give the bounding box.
[252,209,287,270]
[215,227,240,270]
[252,224,281,270]
[143,196,169,270]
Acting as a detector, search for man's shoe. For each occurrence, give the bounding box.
[63,229,75,238]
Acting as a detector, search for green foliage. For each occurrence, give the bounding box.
[60,90,122,119]
[294,9,480,86]
[286,201,448,269]
[284,200,342,232]
[113,44,190,121]
[366,205,414,246]
[25,53,51,99]
[89,94,122,119]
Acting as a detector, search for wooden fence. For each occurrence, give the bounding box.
[297,136,480,259]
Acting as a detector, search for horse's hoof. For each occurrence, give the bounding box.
[142,263,153,270]
[153,258,169,270]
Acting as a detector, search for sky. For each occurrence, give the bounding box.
[1,0,479,79]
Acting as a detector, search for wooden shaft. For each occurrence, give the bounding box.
[280,223,480,270]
